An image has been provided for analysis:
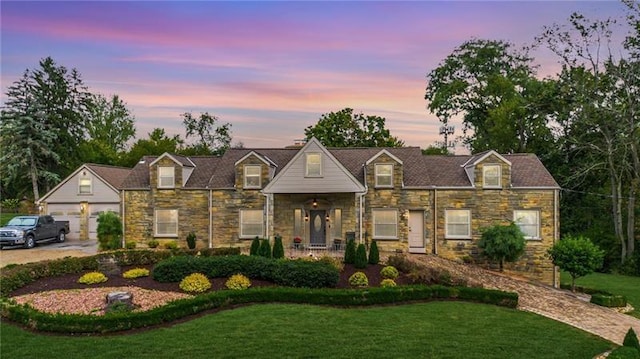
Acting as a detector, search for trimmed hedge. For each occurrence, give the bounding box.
[590,293,627,307]
[0,285,518,334]
[152,255,340,289]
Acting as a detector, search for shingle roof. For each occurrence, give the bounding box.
[119,148,559,190]
[85,164,132,189]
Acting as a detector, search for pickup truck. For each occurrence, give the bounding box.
[0,215,70,249]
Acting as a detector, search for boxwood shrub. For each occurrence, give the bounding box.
[590,293,627,307]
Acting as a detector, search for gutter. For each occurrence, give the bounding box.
[262,192,270,240]
[121,190,126,248]
[433,188,437,255]
[209,189,213,249]
[359,165,368,244]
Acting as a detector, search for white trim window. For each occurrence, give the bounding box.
[78,177,92,194]
[445,209,471,239]
[244,165,261,189]
[158,166,175,188]
[514,210,540,239]
[483,165,501,188]
[372,209,398,239]
[155,209,178,237]
[375,164,393,188]
[305,153,322,177]
[240,209,264,238]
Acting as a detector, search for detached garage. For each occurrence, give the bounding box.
[37,164,131,241]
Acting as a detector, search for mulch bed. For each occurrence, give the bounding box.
[9,263,411,297]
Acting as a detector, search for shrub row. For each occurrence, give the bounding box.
[590,293,627,307]
[0,285,518,334]
[152,255,340,288]
[0,248,240,297]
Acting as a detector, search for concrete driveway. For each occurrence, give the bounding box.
[0,237,98,267]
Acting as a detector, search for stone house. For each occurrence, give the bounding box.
[120,138,560,285]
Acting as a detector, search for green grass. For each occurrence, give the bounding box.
[561,271,640,318]
[0,212,27,226]
[0,302,612,358]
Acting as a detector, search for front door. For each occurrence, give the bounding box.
[408,211,425,253]
[309,210,326,247]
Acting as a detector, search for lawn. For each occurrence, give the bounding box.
[561,271,640,318]
[0,302,612,358]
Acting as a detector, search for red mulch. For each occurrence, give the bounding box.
[9,263,411,297]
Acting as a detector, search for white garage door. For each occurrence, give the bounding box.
[89,204,120,240]
[48,204,81,240]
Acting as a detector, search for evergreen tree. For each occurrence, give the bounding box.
[355,243,368,269]
[250,237,260,256]
[259,239,272,258]
[344,238,356,264]
[272,235,284,259]
[368,240,380,265]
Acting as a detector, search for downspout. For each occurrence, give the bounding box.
[359,164,369,244]
[433,188,437,255]
[208,189,212,249]
[121,190,126,248]
[262,192,270,240]
[553,188,559,288]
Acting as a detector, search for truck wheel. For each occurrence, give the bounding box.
[24,235,35,249]
[57,231,66,243]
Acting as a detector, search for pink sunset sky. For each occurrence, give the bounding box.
[0,1,629,150]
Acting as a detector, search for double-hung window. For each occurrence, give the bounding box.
[155,209,178,236]
[158,166,175,188]
[372,209,398,239]
[240,209,264,238]
[244,165,261,188]
[514,210,540,239]
[483,165,501,188]
[445,209,471,239]
[79,177,92,194]
[305,153,322,177]
[375,164,393,188]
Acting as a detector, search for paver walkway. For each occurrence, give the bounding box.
[409,254,640,346]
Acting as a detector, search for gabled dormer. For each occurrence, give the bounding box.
[263,138,364,194]
[149,153,195,189]
[461,150,511,189]
[365,149,403,189]
[234,151,275,190]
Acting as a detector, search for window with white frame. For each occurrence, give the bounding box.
[158,166,175,188]
[373,209,398,239]
[305,153,322,177]
[78,177,92,194]
[514,210,540,239]
[155,209,178,236]
[483,165,501,188]
[244,165,261,188]
[375,164,393,188]
[445,209,471,239]
[240,209,263,238]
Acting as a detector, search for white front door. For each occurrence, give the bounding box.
[408,211,426,253]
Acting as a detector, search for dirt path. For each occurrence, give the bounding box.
[409,254,640,346]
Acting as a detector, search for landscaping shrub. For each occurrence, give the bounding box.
[125,241,137,249]
[180,273,211,293]
[186,232,197,250]
[344,238,356,264]
[226,274,252,290]
[380,279,396,288]
[355,243,368,269]
[316,255,344,272]
[477,222,525,272]
[623,328,640,350]
[259,239,272,258]
[163,241,178,250]
[590,293,627,307]
[147,240,159,248]
[386,254,416,273]
[271,259,340,288]
[608,347,640,359]
[272,235,284,259]
[380,266,399,280]
[78,272,108,284]
[349,272,368,287]
[548,235,604,292]
[250,237,261,256]
[97,211,123,251]
[368,240,379,265]
[122,268,150,279]
[196,247,241,256]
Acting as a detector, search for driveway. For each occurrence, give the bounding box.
[409,254,640,346]
[0,238,98,267]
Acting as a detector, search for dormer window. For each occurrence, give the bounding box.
[375,164,393,188]
[305,153,322,177]
[244,165,261,189]
[158,166,175,188]
[78,177,92,194]
[483,164,501,188]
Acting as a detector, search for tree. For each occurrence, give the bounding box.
[368,240,379,265]
[548,235,604,292]
[477,223,526,272]
[425,39,554,154]
[0,57,91,201]
[422,145,451,155]
[272,234,284,259]
[97,211,123,251]
[304,108,404,147]
[355,243,368,269]
[344,238,356,264]
[121,128,184,167]
[181,112,232,156]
